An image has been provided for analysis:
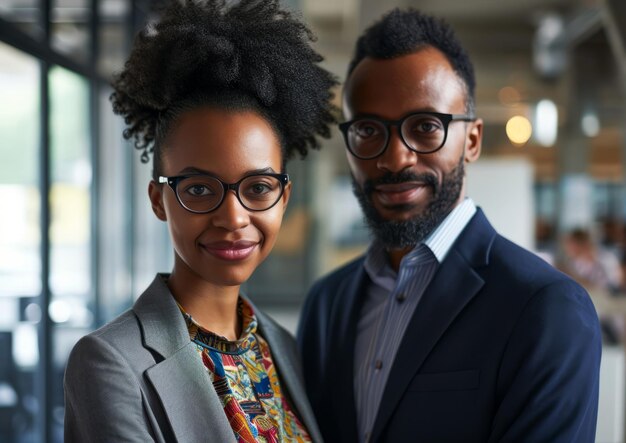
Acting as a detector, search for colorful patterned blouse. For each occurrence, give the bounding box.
[179,299,311,443]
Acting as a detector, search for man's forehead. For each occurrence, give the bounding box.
[348,46,453,77]
[342,48,467,117]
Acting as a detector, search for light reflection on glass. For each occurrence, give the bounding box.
[51,0,90,64]
[0,42,41,297]
[49,65,92,306]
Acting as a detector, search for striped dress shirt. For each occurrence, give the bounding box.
[354,198,477,442]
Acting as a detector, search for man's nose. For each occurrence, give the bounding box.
[376,127,418,173]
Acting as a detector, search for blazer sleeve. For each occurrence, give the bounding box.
[64,333,156,443]
[488,279,601,443]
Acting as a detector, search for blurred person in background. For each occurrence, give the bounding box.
[63,0,337,441]
[620,249,626,294]
[561,228,623,294]
[561,227,625,345]
[298,8,601,443]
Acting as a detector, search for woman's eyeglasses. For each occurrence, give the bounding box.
[159,173,289,214]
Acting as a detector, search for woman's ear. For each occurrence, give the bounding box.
[464,118,483,164]
[281,181,292,215]
[148,180,167,221]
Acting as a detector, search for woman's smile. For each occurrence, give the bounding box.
[201,240,260,261]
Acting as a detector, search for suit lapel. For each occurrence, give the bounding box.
[370,210,496,442]
[332,262,369,443]
[133,275,236,443]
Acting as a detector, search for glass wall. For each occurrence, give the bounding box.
[0,2,149,441]
[49,65,93,440]
[97,86,133,322]
[0,41,41,443]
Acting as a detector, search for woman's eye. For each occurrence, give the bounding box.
[250,183,271,194]
[185,185,211,196]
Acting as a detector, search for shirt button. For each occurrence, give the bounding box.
[375,360,383,370]
[396,292,407,303]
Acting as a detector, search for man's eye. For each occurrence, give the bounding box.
[355,125,378,138]
[411,118,443,134]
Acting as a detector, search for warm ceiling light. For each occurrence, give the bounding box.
[506,115,532,146]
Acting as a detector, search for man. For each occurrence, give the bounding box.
[297,8,601,443]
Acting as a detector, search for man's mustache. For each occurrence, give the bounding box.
[362,171,439,195]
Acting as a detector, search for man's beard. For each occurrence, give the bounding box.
[352,157,465,249]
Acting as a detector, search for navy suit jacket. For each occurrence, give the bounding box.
[297,209,601,443]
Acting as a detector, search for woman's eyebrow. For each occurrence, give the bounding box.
[176,166,277,175]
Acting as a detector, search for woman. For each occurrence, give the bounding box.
[63,1,337,442]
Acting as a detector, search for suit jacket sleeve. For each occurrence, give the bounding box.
[488,279,601,443]
[64,333,156,443]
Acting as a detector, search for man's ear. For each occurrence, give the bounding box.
[148,180,167,221]
[465,118,483,164]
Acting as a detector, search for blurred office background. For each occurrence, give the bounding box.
[1,0,626,441]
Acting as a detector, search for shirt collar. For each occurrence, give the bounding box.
[364,198,477,276]
[178,297,258,355]
[424,197,476,262]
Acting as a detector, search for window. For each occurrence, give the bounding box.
[0,41,42,443]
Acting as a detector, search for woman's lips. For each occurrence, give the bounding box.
[375,182,429,206]
[201,240,258,261]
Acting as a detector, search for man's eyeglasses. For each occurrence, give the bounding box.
[339,111,475,160]
[158,173,290,214]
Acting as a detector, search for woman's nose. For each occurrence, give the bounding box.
[210,191,250,231]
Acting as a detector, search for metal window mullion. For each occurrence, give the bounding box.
[38,0,54,441]
[128,0,141,301]
[38,60,53,443]
[89,0,101,328]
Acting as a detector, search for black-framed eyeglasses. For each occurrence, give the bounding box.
[339,111,475,160]
[158,173,290,214]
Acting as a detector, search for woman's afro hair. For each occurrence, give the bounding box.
[348,8,475,110]
[111,0,338,163]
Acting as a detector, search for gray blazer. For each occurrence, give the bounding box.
[64,274,322,443]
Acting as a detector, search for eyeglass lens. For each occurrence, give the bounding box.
[176,175,284,212]
[347,113,448,158]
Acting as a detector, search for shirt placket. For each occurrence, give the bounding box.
[361,263,414,442]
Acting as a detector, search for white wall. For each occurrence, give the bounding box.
[597,346,625,443]
[466,157,536,251]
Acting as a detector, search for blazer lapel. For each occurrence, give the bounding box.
[134,275,236,443]
[331,262,369,443]
[255,308,324,443]
[370,210,496,442]
[145,343,235,443]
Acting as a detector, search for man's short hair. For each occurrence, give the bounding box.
[348,8,476,113]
